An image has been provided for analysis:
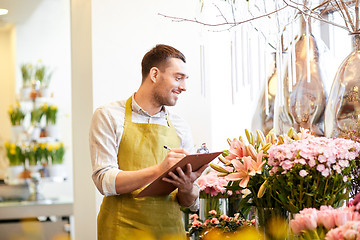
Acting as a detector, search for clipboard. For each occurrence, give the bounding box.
[135,151,222,198]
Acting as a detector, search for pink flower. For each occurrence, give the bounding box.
[190,214,199,220]
[219,214,229,221]
[280,160,293,171]
[226,138,247,160]
[226,157,254,188]
[321,168,330,177]
[196,170,229,197]
[317,209,336,230]
[334,209,353,227]
[192,220,202,228]
[249,150,266,175]
[208,210,217,216]
[325,221,360,240]
[299,169,308,177]
[210,218,219,225]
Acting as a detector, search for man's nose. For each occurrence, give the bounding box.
[179,81,186,92]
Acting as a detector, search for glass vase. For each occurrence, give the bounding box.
[199,197,227,220]
[274,16,326,135]
[324,33,360,139]
[252,53,277,136]
[226,195,242,217]
[256,207,288,240]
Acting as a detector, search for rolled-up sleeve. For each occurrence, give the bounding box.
[89,107,121,196]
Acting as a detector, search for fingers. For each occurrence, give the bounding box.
[169,148,189,155]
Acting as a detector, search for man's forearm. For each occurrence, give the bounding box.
[115,165,161,194]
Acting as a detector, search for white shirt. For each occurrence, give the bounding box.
[89,95,195,196]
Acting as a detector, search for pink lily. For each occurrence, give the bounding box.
[225,138,247,160]
[225,156,254,188]
[250,150,266,175]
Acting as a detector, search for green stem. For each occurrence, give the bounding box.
[299,178,304,209]
[323,178,329,204]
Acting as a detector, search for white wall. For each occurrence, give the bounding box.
[91,0,213,151]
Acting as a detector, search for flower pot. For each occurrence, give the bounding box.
[5,165,24,184]
[40,87,51,98]
[21,87,32,100]
[46,124,59,139]
[48,164,66,179]
[11,125,24,142]
[30,126,41,140]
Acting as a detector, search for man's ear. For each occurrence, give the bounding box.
[149,67,159,83]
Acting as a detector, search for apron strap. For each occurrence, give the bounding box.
[125,96,173,128]
[125,96,133,123]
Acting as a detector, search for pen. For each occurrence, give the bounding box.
[163,146,171,150]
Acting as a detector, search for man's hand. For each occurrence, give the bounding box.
[162,163,208,207]
[158,148,188,174]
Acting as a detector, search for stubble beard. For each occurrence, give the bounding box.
[153,90,177,107]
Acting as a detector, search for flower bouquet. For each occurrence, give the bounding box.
[197,169,231,219]
[210,129,282,216]
[267,134,360,213]
[188,210,255,239]
[290,204,360,240]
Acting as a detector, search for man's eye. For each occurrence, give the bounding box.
[176,77,182,81]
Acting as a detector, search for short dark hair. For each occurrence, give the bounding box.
[141,44,186,81]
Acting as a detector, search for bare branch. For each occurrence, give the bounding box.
[159,0,350,33]
[334,0,352,30]
[158,4,289,30]
[213,3,229,23]
[340,0,356,31]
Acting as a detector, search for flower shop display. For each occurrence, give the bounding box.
[209,127,360,239]
[188,210,255,239]
[268,134,360,213]
[3,141,66,180]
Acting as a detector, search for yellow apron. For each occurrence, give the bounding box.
[97,97,186,240]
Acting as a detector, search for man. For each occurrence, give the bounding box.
[89,44,207,239]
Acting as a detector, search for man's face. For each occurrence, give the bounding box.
[153,58,188,107]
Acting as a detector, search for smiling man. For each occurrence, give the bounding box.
[89,44,207,239]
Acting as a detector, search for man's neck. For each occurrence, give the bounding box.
[134,91,162,116]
